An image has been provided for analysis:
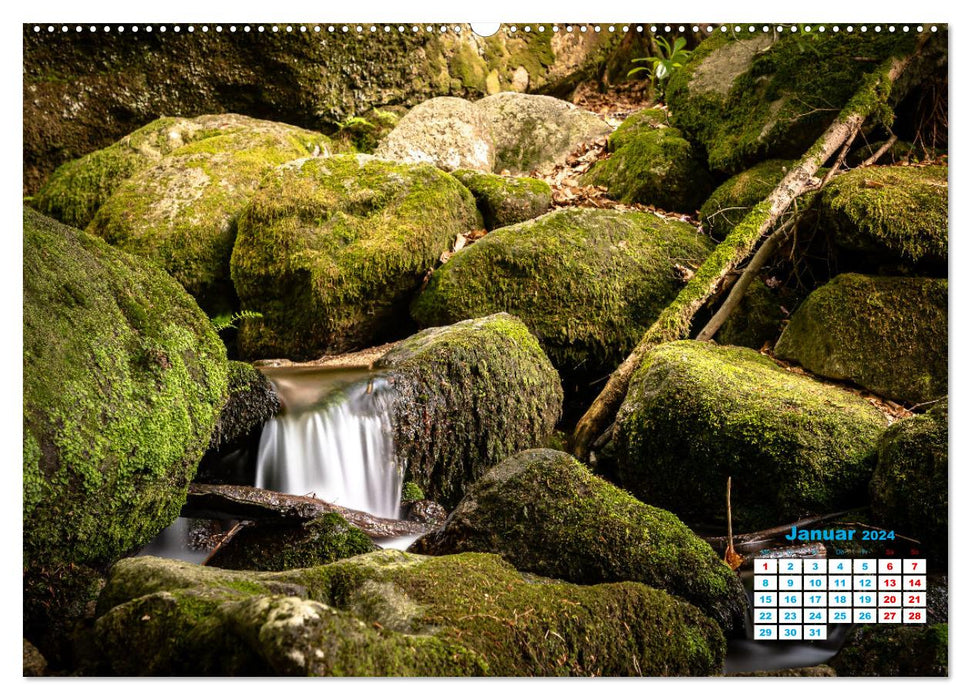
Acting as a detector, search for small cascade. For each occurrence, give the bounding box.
[255,366,402,519]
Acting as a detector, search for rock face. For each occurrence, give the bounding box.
[375,97,495,171]
[33,116,221,229]
[232,154,481,360]
[774,274,947,404]
[830,624,948,676]
[699,159,793,240]
[86,115,333,315]
[450,169,551,229]
[666,32,919,173]
[93,551,726,676]
[207,361,280,453]
[870,402,948,561]
[25,26,645,194]
[580,108,712,212]
[376,314,562,508]
[206,513,377,571]
[411,208,713,377]
[413,449,748,635]
[23,209,228,648]
[818,165,948,267]
[713,279,789,350]
[477,92,611,173]
[614,341,888,529]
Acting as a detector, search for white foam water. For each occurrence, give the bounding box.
[255,368,402,519]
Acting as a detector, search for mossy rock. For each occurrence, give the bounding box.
[666,31,918,174]
[818,165,948,266]
[477,92,611,174]
[614,341,888,530]
[413,448,748,635]
[774,274,947,404]
[93,551,725,676]
[451,169,551,229]
[207,361,280,452]
[411,208,714,378]
[376,314,562,508]
[714,278,790,350]
[87,116,333,315]
[699,159,794,240]
[870,402,948,561]
[580,108,712,212]
[206,513,377,571]
[400,482,425,502]
[231,154,481,360]
[830,624,948,676]
[374,97,495,172]
[23,208,228,648]
[32,116,216,229]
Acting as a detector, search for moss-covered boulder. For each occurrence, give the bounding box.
[580,108,712,212]
[870,402,948,561]
[774,274,947,404]
[830,624,948,677]
[32,116,217,229]
[713,279,789,350]
[614,341,888,529]
[818,165,948,267]
[87,116,333,315]
[93,551,725,676]
[375,97,494,172]
[451,169,551,229]
[206,513,377,571]
[411,208,714,377]
[477,92,611,174]
[231,154,481,360]
[376,314,562,508]
[413,449,747,635]
[699,159,793,240]
[666,31,918,174]
[23,208,228,650]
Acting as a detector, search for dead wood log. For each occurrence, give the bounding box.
[182,483,429,539]
[570,39,927,460]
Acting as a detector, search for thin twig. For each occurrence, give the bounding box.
[860,134,899,167]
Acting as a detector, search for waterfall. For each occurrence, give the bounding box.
[255,367,402,519]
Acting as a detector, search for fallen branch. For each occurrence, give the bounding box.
[860,133,900,166]
[570,38,927,460]
[182,483,429,539]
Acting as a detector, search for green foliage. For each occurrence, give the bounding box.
[211,309,263,332]
[629,36,692,97]
[401,482,425,502]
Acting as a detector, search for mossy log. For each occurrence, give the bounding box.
[571,39,927,459]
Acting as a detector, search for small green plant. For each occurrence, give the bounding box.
[629,36,692,97]
[211,309,262,332]
[335,115,375,132]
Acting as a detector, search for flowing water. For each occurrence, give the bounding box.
[255,366,402,520]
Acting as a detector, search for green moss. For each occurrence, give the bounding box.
[414,448,748,634]
[830,624,948,676]
[23,208,228,569]
[870,401,947,561]
[33,117,201,229]
[615,340,888,529]
[207,513,378,571]
[451,169,551,229]
[581,109,712,212]
[85,119,332,316]
[699,160,794,239]
[401,482,425,502]
[376,314,562,508]
[819,165,948,264]
[231,154,481,360]
[667,31,917,173]
[412,208,713,378]
[775,274,947,404]
[95,551,725,676]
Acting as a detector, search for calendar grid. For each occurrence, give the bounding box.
[752,558,926,640]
